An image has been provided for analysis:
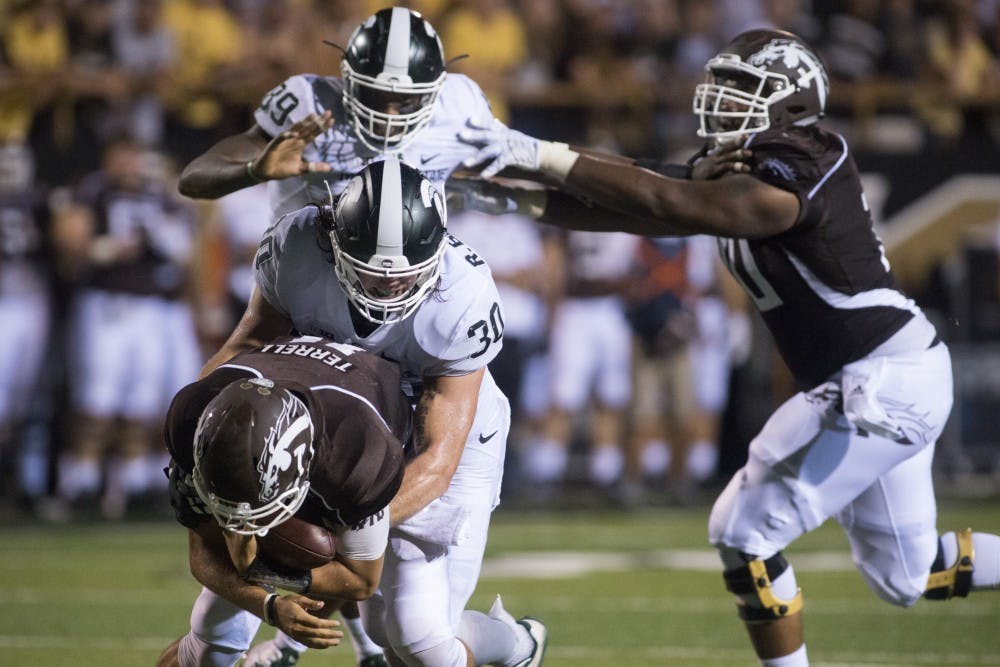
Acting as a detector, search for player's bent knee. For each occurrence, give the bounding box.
[176,632,244,667]
[719,548,803,622]
[926,528,975,600]
[393,637,468,667]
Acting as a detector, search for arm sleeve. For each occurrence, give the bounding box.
[335,509,390,561]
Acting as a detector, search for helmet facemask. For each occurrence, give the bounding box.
[192,378,315,536]
[694,56,790,140]
[330,158,447,324]
[342,64,445,153]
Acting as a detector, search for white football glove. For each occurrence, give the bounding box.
[460,118,541,178]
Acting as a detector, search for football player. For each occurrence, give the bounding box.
[459,29,1000,667]
[50,136,199,520]
[177,6,496,218]
[156,335,408,667]
[208,158,545,667]
[0,142,51,510]
[177,9,512,665]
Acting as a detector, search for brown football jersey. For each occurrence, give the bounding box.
[165,335,411,527]
[710,126,914,388]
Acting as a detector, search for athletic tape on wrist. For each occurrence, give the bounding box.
[538,142,580,183]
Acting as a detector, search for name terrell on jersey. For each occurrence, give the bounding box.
[259,341,356,372]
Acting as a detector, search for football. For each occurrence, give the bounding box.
[258,517,336,572]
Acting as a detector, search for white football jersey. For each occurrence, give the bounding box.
[253,73,493,218]
[254,206,505,384]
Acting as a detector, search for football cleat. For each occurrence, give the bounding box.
[359,655,389,667]
[514,618,548,667]
[241,640,300,666]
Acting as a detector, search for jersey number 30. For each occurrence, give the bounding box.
[468,302,504,359]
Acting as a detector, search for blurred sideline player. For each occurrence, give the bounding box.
[156,335,407,667]
[210,158,545,667]
[177,10,517,661]
[0,142,51,511]
[458,28,1000,667]
[49,136,199,519]
[523,229,639,500]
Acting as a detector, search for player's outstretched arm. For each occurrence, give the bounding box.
[187,524,343,649]
[178,112,335,200]
[459,123,798,238]
[388,369,485,525]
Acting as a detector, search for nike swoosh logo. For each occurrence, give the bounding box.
[478,430,498,444]
[421,154,441,165]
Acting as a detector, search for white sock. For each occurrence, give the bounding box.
[940,531,1000,590]
[273,630,307,654]
[640,440,671,477]
[457,596,532,667]
[686,440,718,482]
[761,644,808,666]
[522,439,568,483]
[589,446,624,486]
[343,614,383,659]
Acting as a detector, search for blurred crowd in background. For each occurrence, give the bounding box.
[2,0,1000,521]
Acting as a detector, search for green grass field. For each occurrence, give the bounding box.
[2,498,999,666]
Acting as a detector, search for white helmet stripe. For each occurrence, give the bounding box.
[376,157,404,257]
[384,7,412,77]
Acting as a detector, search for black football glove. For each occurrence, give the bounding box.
[166,462,211,529]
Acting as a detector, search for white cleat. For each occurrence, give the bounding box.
[488,595,547,667]
[513,618,547,667]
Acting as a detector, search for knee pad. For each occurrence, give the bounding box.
[720,549,803,623]
[926,528,974,600]
[176,632,244,667]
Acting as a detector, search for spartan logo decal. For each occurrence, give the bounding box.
[257,392,312,502]
[748,39,828,108]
